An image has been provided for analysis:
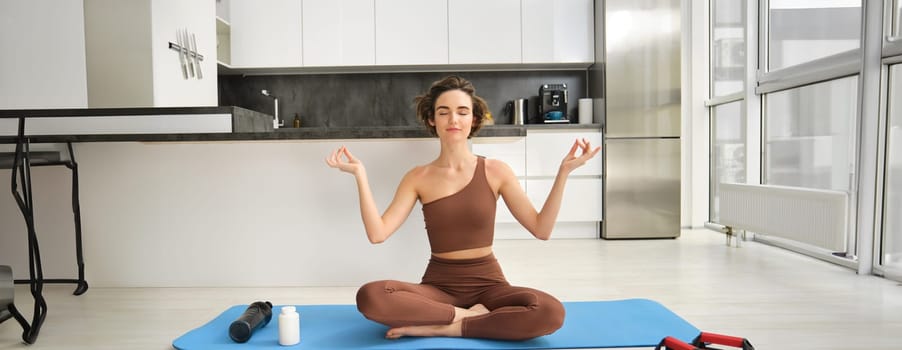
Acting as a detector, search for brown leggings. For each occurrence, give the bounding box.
[356,253,565,340]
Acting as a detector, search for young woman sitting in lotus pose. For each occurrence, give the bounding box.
[326,76,600,340]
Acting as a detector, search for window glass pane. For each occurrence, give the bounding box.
[883,64,902,270]
[895,0,902,38]
[764,76,857,191]
[768,0,861,71]
[710,101,747,222]
[712,0,746,97]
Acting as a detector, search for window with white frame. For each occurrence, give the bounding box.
[894,0,902,38]
[881,64,902,271]
[767,0,861,71]
[712,0,746,97]
[710,101,747,222]
[708,0,748,224]
[763,76,857,191]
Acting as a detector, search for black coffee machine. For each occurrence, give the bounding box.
[539,83,568,123]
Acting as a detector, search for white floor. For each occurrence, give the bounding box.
[2,229,901,349]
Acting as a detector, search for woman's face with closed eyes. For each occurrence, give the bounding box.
[430,89,474,140]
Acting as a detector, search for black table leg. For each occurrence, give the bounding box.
[11,142,89,296]
[10,121,47,344]
[66,142,88,296]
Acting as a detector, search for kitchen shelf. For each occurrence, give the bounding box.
[215,16,231,66]
[215,16,231,28]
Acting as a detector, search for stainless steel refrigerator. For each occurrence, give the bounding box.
[599,0,681,239]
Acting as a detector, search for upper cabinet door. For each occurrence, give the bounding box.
[375,0,448,65]
[229,0,302,68]
[303,0,375,67]
[522,0,594,63]
[448,0,521,64]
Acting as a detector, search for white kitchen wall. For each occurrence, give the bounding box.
[0,0,88,109]
[0,167,80,281]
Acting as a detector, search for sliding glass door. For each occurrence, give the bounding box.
[710,101,746,222]
[708,0,747,224]
[882,64,902,275]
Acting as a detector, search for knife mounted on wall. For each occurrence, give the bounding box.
[176,30,188,79]
[182,29,195,78]
[168,28,205,80]
[191,32,202,79]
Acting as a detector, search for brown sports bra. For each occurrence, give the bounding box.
[422,156,497,254]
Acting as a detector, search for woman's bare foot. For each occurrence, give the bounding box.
[385,304,491,339]
[469,303,490,314]
[452,303,490,322]
[386,322,461,339]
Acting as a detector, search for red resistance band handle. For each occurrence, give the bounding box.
[693,332,755,350]
[655,336,697,350]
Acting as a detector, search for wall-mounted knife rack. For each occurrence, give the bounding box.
[168,28,204,80]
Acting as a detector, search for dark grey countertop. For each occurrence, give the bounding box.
[0,106,256,117]
[268,123,603,139]
[0,106,600,143]
[0,106,273,136]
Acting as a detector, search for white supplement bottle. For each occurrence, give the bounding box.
[278,305,300,346]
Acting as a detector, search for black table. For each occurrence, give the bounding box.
[0,118,86,344]
[0,106,271,344]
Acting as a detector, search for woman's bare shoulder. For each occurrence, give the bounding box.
[483,158,516,182]
[401,164,433,184]
[482,158,519,196]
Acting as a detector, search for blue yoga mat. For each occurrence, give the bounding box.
[172,299,698,349]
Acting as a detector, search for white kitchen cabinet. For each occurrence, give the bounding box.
[526,129,603,177]
[526,178,602,222]
[303,0,375,66]
[472,137,526,224]
[472,137,526,177]
[524,128,603,226]
[230,0,302,68]
[448,0,521,64]
[473,130,602,233]
[375,0,448,65]
[495,179,527,224]
[522,0,595,63]
[82,0,217,107]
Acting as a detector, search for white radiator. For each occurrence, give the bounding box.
[719,183,848,252]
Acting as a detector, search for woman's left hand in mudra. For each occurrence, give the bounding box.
[560,138,601,174]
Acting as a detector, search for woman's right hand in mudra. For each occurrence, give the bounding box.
[326,146,364,176]
[559,138,601,175]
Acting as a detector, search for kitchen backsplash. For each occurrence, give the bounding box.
[218,71,587,127]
